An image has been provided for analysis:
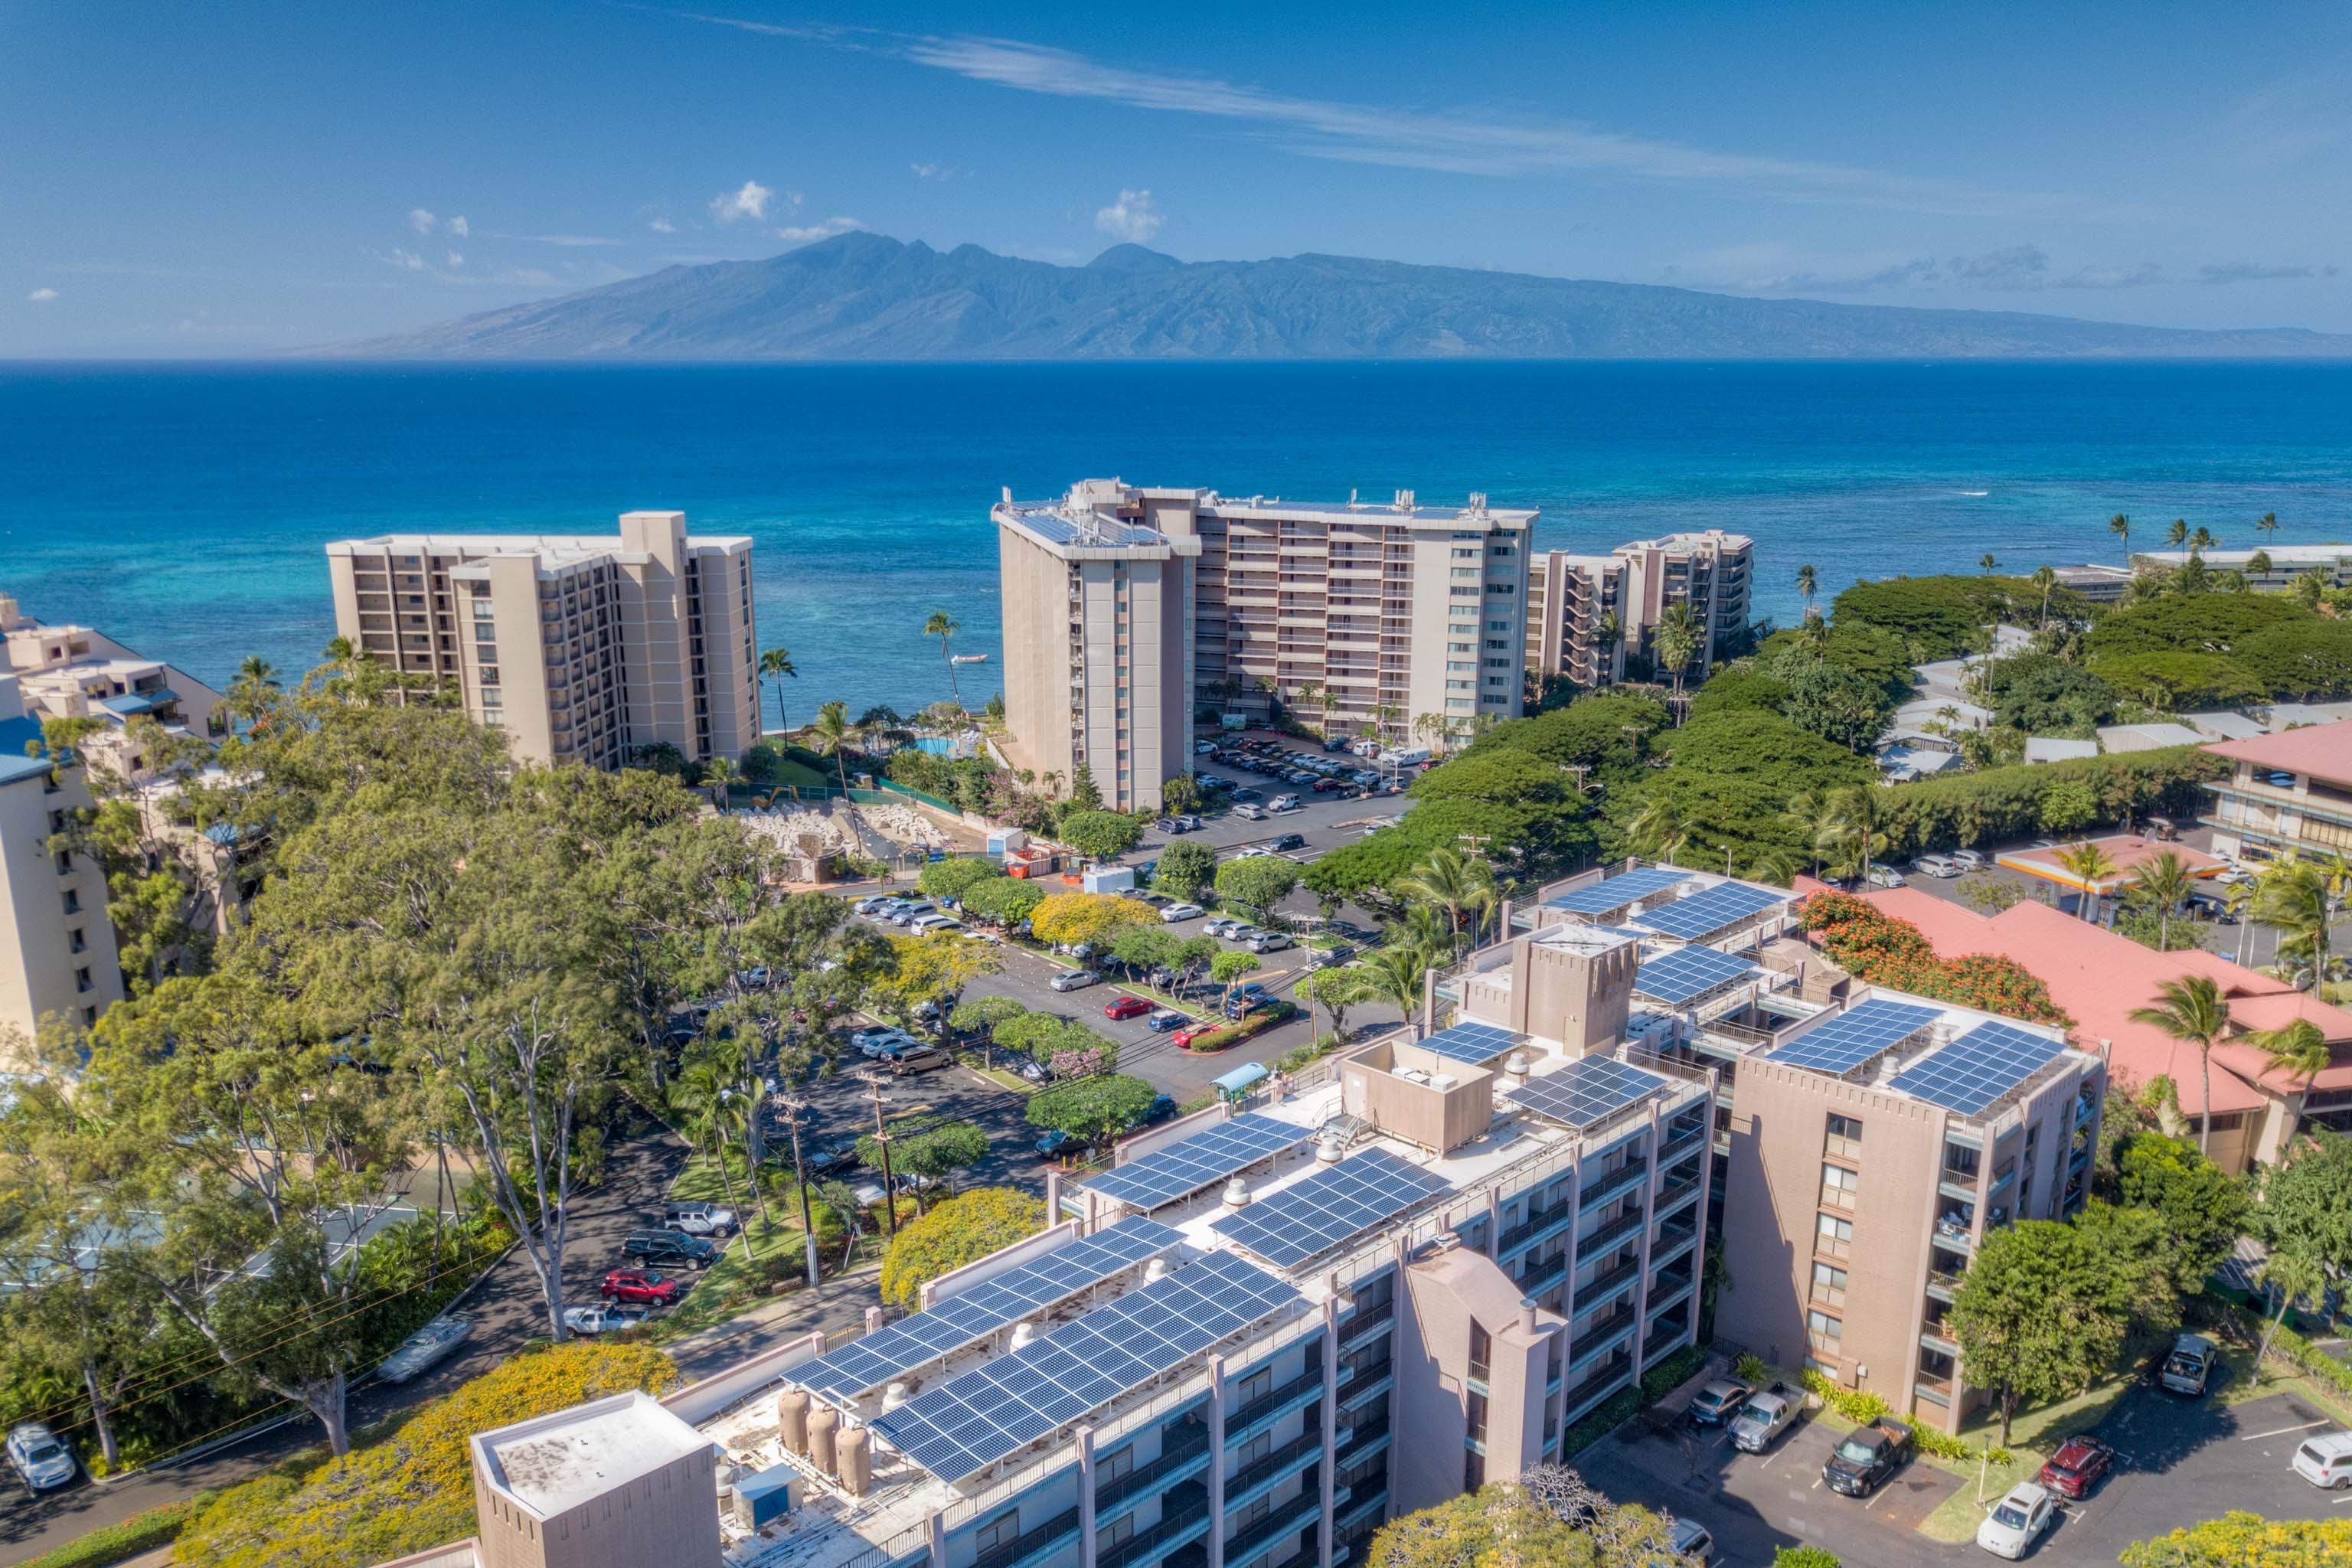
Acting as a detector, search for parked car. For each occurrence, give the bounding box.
[1205,918,1246,939]
[1304,944,1354,969]
[563,1303,652,1336]
[805,1139,862,1177]
[1246,933,1293,952]
[850,1025,905,1050]
[5,1423,75,1492]
[858,1029,920,1058]
[1270,793,1302,812]
[1726,1382,1802,1452]
[1146,1008,1188,1032]
[663,1200,739,1236]
[1913,854,1963,878]
[1312,778,1342,793]
[1139,1093,1179,1125]
[1230,787,1263,802]
[1663,1519,1713,1565]
[1161,902,1206,923]
[910,914,965,935]
[1155,818,1184,834]
[1235,802,1268,821]
[2185,890,2239,923]
[1224,994,1292,1023]
[374,1314,474,1385]
[888,901,937,925]
[1952,849,1989,871]
[1864,865,1906,890]
[1975,1481,2058,1560]
[622,1230,718,1269]
[2160,1332,2216,1395]
[1272,832,1307,852]
[1823,1417,1912,1497]
[886,1045,952,1076]
[1686,1380,1751,1428]
[1103,995,1155,1021]
[1171,814,1200,831]
[1034,1128,1074,1159]
[2037,1433,2115,1499]
[1234,845,1278,860]
[1050,969,1100,993]
[601,1268,684,1306]
[2293,1429,2352,1489]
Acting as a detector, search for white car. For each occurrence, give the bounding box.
[910,914,965,935]
[1952,849,1989,871]
[858,1029,920,1058]
[1663,1518,1713,1564]
[1975,1481,2057,1559]
[1235,845,1277,859]
[1161,903,1206,923]
[1050,970,1099,993]
[1269,794,1302,812]
[374,1314,474,1385]
[562,1303,651,1336]
[849,1025,903,1050]
[1246,933,1292,952]
[1913,854,1963,879]
[5,1423,74,1492]
[1234,802,1267,821]
[1865,865,1906,890]
[2293,1429,2352,1488]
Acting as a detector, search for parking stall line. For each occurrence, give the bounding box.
[2239,1419,2331,1442]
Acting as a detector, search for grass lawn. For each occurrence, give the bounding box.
[973,1065,1037,1095]
[656,1149,818,1340]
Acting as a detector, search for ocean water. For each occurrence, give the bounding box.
[5,360,2351,720]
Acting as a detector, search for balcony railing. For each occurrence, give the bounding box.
[1582,1207,1647,1257]
[1652,1220,1699,1268]
[1227,1365,1325,1444]
[1338,1298,1393,1347]
[1223,1475,1324,1568]
[1098,1481,1210,1568]
[1560,1358,1635,1422]
[1098,1423,1213,1516]
[1575,1254,1645,1310]
[1567,1305,1638,1370]
[1580,1161,1650,1210]
[1223,1430,1323,1516]
[1655,1178,1702,1217]
[1657,1130,1707,1169]
[971,1505,1082,1568]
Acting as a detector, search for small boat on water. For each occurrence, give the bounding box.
[950,653,989,665]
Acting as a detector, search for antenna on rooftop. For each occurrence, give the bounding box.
[1467,492,1488,517]
[1348,488,1360,508]
[1393,489,1415,512]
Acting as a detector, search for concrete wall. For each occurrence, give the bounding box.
[474,1445,717,1568]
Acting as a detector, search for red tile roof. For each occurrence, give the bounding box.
[2202,719,2352,786]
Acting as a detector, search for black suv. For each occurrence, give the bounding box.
[623,1230,719,1269]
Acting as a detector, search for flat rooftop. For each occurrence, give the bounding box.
[1997,834,2224,894]
[1755,985,2085,1121]
[478,1393,711,1520]
[327,529,752,564]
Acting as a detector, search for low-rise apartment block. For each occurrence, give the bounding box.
[0,593,221,1049]
[2200,720,2352,864]
[2132,543,2352,590]
[325,512,758,769]
[994,482,1532,811]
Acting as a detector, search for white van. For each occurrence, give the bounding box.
[1913,854,1963,879]
[2293,1429,2352,1489]
[1383,746,1432,770]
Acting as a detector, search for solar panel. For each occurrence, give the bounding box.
[871,1251,1302,1481]
[1886,1021,2066,1116]
[1631,881,1786,940]
[1507,1055,1669,1132]
[791,1218,1186,1403]
[1416,1020,1519,1066]
[1633,945,1762,1007]
[1760,998,1945,1076]
[1544,866,1691,914]
[1210,1149,1452,1269]
[1081,1112,1313,1212]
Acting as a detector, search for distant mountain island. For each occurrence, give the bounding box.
[325,232,2352,361]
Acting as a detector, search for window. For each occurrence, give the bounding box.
[75,968,93,994]
[62,890,80,916]
[1807,1308,1844,1356]
[1233,1496,1271,1534]
[974,1509,1020,1554]
[1096,1516,1134,1553]
[1820,1163,1860,1211]
[1468,1322,1491,1381]
[1816,1212,1853,1259]
[1826,1113,1863,1161]
[1236,1366,1272,1405]
[1811,1261,1848,1308]
[1237,1430,1272,1466]
[1097,1445,1134,1486]
[1465,1390,1489,1441]
[1463,1450,1485,1491]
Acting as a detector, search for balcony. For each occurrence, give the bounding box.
[1224,1475,1325,1568]
[1099,1423,1213,1515]
[1560,1357,1635,1422]
[1338,1298,1393,1347]
[1651,1220,1699,1269]
[1223,1430,1324,1517]
[1914,1375,1956,1408]
[1582,1207,1647,1257]
[1566,1305,1638,1371]
[1099,1481,1210,1568]
[1227,1364,1326,1445]
[1575,1254,1645,1310]
[1924,1268,1963,1302]
[1498,1195,1576,1257]
[971,1505,1082,1568]
[1646,1271,1696,1320]
[1655,1178,1702,1219]
[1580,1161,1650,1211]
[1657,1130,1707,1170]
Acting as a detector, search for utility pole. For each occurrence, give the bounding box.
[776,1090,822,1289]
[861,1070,900,1241]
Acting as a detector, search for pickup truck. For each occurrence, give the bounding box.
[2159,1332,2216,1396]
[1727,1381,1803,1453]
[1823,1417,1912,1498]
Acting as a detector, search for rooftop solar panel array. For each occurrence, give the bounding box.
[1080,1112,1312,1212]
[1014,511,1163,549]
[870,1251,1302,1482]
[1209,1149,1452,1269]
[1759,998,1945,1076]
[790,1218,1184,1403]
[1544,866,1691,914]
[1633,945,1762,1007]
[1630,880,1787,940]
[1415,1020,1519,1066]
[1506,1054,1670,1133]
[1886,1021,2068,1116]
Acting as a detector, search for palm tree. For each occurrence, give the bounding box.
[925,611,963,707]
[2127,849,2197,949]
[1978,553,1999,574]
[224,655,281,725]
[1795,564,1818,613]
[1413,712,1449,754]
[1746,843,1800,887]
[2030,564,2057,628]
[1396,847,1498,954]
[811,701,857,792]
[1819,786,1886,887]
[757,646,798,735]
[2190,525,2216,555]
[1651,602,1703,701]
[665,1060,756,1264]
[1370,702,1403,741]
[2109,513,2131,554]
[1359,944,1431,1026]
[703,755,741,812]
[2249,861,2337,993]
[2256,510,2279,542]
[2166,518,2190,549]
[1785,790,1841,879]
[2252,1246,2326,1385]
[2252,1017,2331,1148]
[2247,549,2274,579]
[2053,841,2119,923]
[2128,975,2233,1156]
[1628,795,1689,868]
[1591,609,1623,684]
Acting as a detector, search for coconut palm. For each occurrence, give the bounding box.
[2256,510,2279,542]
[2247,549,2274,579]
[1785,790,1842,879]
[924,611,963,707]
[1396,847,1499,953]
[2128,975,2233,1156]
[2252,1246,2327,1385]
[1628,795,1690,868]
[1795,564,1818,611]
[810,700,857,792]
[224,655,281,725]
[1590,609,1623,684]
[1650,602,1703,701]
[2126,849,2197,949]
[703,755,741,812]
[758,646,798,735]
[2252,1017,2331,1148]
[2053,841,2120,923]
[2249,860,2337,994]
[1979,553,1999,574]
[2030,564,2057,628]
[1359,944,1431,1024]
[2166,518,2190,549]
[665,1060,756,1264]
[1746,843,1800,887]
[1413,712,1449,753]
[2109,513,2131,553]
[2190,525,2216,554]
[1818,786,1887,887]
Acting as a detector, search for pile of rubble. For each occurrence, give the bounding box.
[739,807,856,858]
[854,799,951,852]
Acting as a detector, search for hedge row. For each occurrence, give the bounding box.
[1873,746,2227,856]
[1797,1369,2012,1465]
[1180,1001,1298,1054]
[1560,1343,1710,1462]
[17,1493,211,1568]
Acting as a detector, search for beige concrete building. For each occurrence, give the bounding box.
[1523,553,1628,693]
[0,594,221,1050]
[1614,530,1753,684]
[994,482,1533,809]
[325,513,758,769]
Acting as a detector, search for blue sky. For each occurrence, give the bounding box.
[6,0,2350,353]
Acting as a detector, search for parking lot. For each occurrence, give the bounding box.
[1576,1377,2351,1565]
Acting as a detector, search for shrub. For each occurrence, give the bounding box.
[878,1187,1046,1308]
[1802,893,2071,1026]
[1181,1001,1298,1054]
[1797,1369,2011,1465]
[20,1494,211,1568]
[171,1341,678,1567]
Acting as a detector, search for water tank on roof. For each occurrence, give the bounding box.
[838,1427,874,1498]
[808,1406,841,1477]
[777,1388,810,1455]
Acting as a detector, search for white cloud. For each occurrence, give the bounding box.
[710,180,774,222]
[446,250,465,268]
[448,215,469,237]
[1094,188,1165,243]
[384,247,427,270]
[408,207,437,234]
[25,287,58,302]
[649,217,677,233]
[774,216,865,246]
[2199,260,2340,285]
[910,162,954,180]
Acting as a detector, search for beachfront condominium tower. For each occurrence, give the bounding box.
[1523,552,1628,694]
[325,512,759,770]
[994,482,1533,810]
[0,593,222,1055]
[1613,530,1753,685]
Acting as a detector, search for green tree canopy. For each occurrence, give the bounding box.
[877,1187,1045,1308]
[2255,1128,2352,1276]
[959,875,1049,927]
[1688,668,1792,720]
[1985,655,2116,733]
[2115,1132,2252,1298]
[1029,891,1156,949]
[858,1120,991,1195]
[1059,810,1145,862]
[1947,1218,2141,1443]
[1367,1470,1679,1568]
[1215,854,1302,915]
[917,855,1000,902]
[1025,1074,1160,1148]
[2118,1511,2352,1566]
[1152,839,1220,899]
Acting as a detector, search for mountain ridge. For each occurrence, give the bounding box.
[319,231,2352,361]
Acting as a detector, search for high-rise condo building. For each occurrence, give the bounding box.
[0,593,220,1050]
[1523,553,1628,692]
[1612,531,1753,685]
[325,512,758,769]
[994,482,1533,811]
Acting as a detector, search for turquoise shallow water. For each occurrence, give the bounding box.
[5,359,2350,719]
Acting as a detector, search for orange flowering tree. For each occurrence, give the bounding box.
[1801,892,2071,1027]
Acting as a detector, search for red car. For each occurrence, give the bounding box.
[2037,1435,2115,1499]
[1102,995,1155,1021]
[601,1269,683,1307]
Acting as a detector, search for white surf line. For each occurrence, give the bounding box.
[2239,1419,2331,1442]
